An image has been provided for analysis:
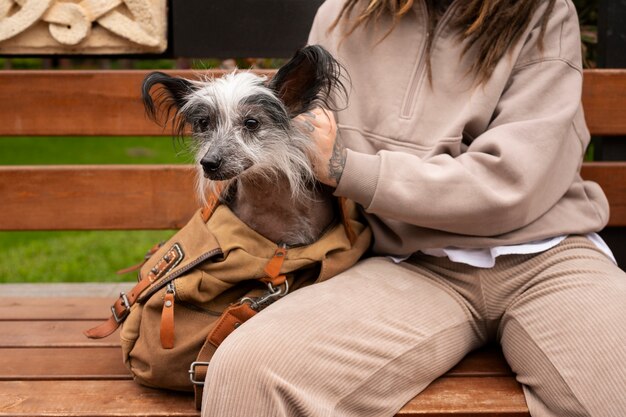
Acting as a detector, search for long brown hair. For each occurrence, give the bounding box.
[329,0,557,82]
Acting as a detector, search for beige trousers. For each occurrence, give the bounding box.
[201,236,626,417]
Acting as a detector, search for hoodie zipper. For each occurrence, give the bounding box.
[400,0,458,119]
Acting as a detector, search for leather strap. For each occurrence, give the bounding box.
[201,185,224,222]
[192,302,257,410]
[207,302,257,348]
[84,244,185,339]
[193,378,209,410]
[261,245,288,286]
[160,291,175,349]
[83,277,153,339]
[86,193,221,340]
[338,196,357,245]
[190,243,289,409]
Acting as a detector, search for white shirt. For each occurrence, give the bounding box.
[389,233,616,268]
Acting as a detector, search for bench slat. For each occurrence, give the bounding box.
[0,165,197,230]
[1,163,625,230]
[2,297,123,321]
[0,378,527,417]
[398,377,528,416]
[582,70,626,136]
[0,321,119,348]
[0,380,198,417]
[0,70,268,137]
[0,69,624,136]
[0,348,130,380]
[581,162,626,225]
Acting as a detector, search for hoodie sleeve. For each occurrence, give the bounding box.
[333,1,591,237]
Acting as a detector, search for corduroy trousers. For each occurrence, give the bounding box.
[201,236,626,417]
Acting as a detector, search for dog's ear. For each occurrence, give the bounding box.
[142,71,195,125]
[269,45,347,117]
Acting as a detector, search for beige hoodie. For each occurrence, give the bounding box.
[308,0,609,256]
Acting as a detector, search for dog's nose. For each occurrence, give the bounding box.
[201,156,222,172]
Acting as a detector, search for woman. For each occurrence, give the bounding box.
[201,1,626,415]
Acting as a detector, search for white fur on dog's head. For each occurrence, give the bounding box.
[142,45,347,204]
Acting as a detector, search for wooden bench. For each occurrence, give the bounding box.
[1,69,625,416]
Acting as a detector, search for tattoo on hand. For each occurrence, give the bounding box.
[329,137,347,184]
[302,120,315,133]
[297,112,316,133]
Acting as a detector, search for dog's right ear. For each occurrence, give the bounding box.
[269,45,346,117]
[142,71,194,125]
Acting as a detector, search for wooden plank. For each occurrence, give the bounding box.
[0,321,119,348]
[0,69,624,136]
[0,348,130,381]
[0,69,273,136]
[581,162,626,226]
[0,380,198,417]
[582,70,626,136]
[0,165,198,230]
[0,377,526,417]
[398,377,528,416]
[1,162,624,231]
[1,298,117,321]
[0,70,158,136]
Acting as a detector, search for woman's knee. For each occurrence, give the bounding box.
[500,265,626,416]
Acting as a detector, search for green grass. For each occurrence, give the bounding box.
[0,136,191,283]
[0,136,190,165]
[0,230,175,283]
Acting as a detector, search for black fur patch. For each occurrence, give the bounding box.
[269,45,348,117]
[142,71,196,137]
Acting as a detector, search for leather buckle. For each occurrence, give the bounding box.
[111,292,131,323]
[189,361,210,386]
[147,243,184,282]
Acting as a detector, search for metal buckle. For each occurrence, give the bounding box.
[239,280,289,311]
[189,361,210,386]
[111,292,131,323]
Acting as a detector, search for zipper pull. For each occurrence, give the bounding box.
[262,243,288,287]
[160,281,176,349]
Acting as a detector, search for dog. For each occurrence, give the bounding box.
[141,45,347,247]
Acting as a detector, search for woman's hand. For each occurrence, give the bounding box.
[296,107,347,188]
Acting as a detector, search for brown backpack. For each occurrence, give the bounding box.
[85,197,371,408]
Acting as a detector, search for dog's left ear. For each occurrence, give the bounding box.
[142,71,195,124]
[269,45,346,117]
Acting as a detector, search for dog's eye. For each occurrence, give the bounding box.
[243,118,260,131]
[194,118,210,131]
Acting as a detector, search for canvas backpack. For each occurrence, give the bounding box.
[85,196,371,408]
